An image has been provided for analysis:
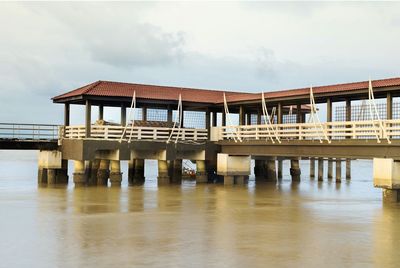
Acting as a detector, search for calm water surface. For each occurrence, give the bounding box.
[0,151,400,268]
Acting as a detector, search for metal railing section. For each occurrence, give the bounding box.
[64,125,208,142]
[211,119,400,142]
[0,123,60,141]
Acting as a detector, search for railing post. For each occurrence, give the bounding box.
[299,125,303,140]
[194,129,198,141]
[352,123,356,139]
[153,128,157,140]
[105,126,109,140]
[256,126,259,140]
[138,128,141,140]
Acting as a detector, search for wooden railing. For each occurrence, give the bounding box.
[64,125,208,142]
[210,119,400,142]
[0,123,60,140]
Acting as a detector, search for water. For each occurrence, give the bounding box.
[0,151,400,268]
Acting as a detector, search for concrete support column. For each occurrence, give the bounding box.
[128,159,136,185]
[196,160,208,183]
[346,159,351,179]
[206,110,211,136]
[235,175,246,185]
[266,159,277,180]
[38,166,48,184]
[73,160,87,186]
[239,106,245,125]
[158,160,170,185]
[134,159,145,184]
[121,104,127,126]
[88,159,100,185]
[224,175,234,185]
[327,159,333,179]
[277,159,283,179]
[64,103,70,127]
[387,92,393,120]
[335,159,342,182]
[47,169,57,185]
[296,104,302,123]
[290,158,301,181]
[109,160,122,186]
[310,157,315,179]
[99,105,104,120]
[172,159,182,183]
[254,160,265,181]
[318,158,324,181]
[222,110,226,126]
[383,189,400,203]
[97,159,110,186]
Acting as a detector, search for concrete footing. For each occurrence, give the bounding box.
[383,189,400,203]
[223,175,247,185]
[97,159,110,186]
[335,159,342,182]
[318,158,324,181]
[157,160,170,185]
[73,160,87,186]
[290,159,301,181]
[38,159,68,185]
[88,159,100,185]
[171,159,182,183]
[196,160,208,183]
[109,160,122,186]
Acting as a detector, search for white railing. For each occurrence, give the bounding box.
[64,125,208,142]
[0,123,60,140]
[211,119,400,142]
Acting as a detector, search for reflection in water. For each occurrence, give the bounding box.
[0,156,399,267]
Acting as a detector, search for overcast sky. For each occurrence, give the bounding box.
[1,1,399,124]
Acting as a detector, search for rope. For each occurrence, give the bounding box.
[368,78,391,144]
[309,86,331,143]
[223,93,241,142]
[119,91,136,143]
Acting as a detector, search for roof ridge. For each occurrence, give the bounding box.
[82,80,102,95]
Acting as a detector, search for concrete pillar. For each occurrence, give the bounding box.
[224,175,234,185]
[246,113,252,125]
[206,110,211,136]
[128,159,135,185]
[277,159,283,179]
[88,159,100,185]
[266,159,277,180]
[254,160,265,181]
[196,160,208,183]
[335,159,342,182]
[142,107,147,121]
[310,157,315,179]
[38,167,48,184]
[121,104,127,126]
[212,111,217,127]
[47,169,57,185]
[97,159,110,185]
[387,92,393,120]
[383,189,400,203]
[109,160,122,186]
[64,103,70,127]
[290,158,301,181]
[172,159,182,183]
[158,160,170,185]
[239,106,245,125]
[346,159,351,179]
[73,160,87,186]
[134,159,145,184]
[277,103,282,124]
[222,110,226,126]
[318,158,324,181]
[327,159,333,179]
[235,175,246,185]
[296,104,302,123]
[85,100,91,138]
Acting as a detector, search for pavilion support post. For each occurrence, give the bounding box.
[85,100,91,138]
[254,160,266,181]
[296,104,302,123]
[327,159,333,179]
[88,159,100,186]
[266,158,277,180]
[121,104,126,126]
[73,160,88,186]
[290,158,301,181]
[387,92,393,120]
[277,159,283,179]
[336,158,342,182]
[142,107,147,121]
[277,103,283,124]
[171,159,182,183]
[97,159,110,186]
[257,108,262,124]
[310,157,315,179]
[327,98,332,140]
[246,113,252,125]
[222,110,226,126]
[212,111,217,127]
[109,160,122,187]
[158,160,170,185]
[167,106,173,127]
[133,159,145,184]
[64,103,70,127]
[318,158,324,181]
[181,108,185,127]
[346,159,351,180]
[99,105,104,120]
[128,159,136,185]
[206,110,211,136]
[196,160,208,183]
[239,106,245,125]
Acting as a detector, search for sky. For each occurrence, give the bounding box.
[1,1,399,124]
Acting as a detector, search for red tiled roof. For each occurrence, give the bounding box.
[53,77,400,104]
[53,80,256,104]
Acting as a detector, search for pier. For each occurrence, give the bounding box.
[2,77,400,202]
